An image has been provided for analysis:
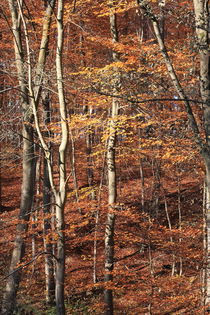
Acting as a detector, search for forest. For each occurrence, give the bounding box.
[0,0,210,314]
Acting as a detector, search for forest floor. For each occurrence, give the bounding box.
[0,162,205,314]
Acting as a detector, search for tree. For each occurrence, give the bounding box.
[137,0,210,310]
[104,2,120,315]
[17,0,68,312]
[1,0,55,313]
[54,1,69,312]
[0,0,207,314]
[193,0,210,308]
[42,91,55,305]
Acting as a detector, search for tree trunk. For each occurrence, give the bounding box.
[43,157,55,305]
[32,146,42,271]
[43,93,55,305]
[105,103,118,313]
[2,1,55,313]
[1,125,35,315]
[104,4,119,314]
[193,0,210,309]
[55,1,68,313]
[204,159,210,309]
[1,1,35,313]
[69,129,80,206]
[86,107,96,200]
[55,194,66,315]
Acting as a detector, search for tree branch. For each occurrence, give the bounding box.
[2,251,58,281]
[92,88,204,105]
[137,0,205,151]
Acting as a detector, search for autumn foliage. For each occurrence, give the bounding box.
[0,0,207,314]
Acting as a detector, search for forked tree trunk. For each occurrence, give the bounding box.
[19,0,68,312]
[16,0,68,312]
[1,1,55,313]
[104,4,119,314]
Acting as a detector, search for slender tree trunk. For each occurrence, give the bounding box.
[55,1,68,313]
[151,159,160,217]
[164,195,175,276]
[43,93,55,305]
[69,129,79,205]
[43,159,55,305]
[1,126,35,315]
[32,147,41,272]
[204,159,210,309]
[158,0,165,39]
[93,148,106,284]
[1,1,35,313]
[193,0,210,309]
[203,179,207,308]
[104,4,119,314]
[55,195,66,315]
[176,169,183,276]
[86,107,96,200]
[105,109,118,310]
[139,159,145,211]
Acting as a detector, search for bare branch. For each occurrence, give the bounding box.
[92,88,204,105]
[2,251,58,281]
